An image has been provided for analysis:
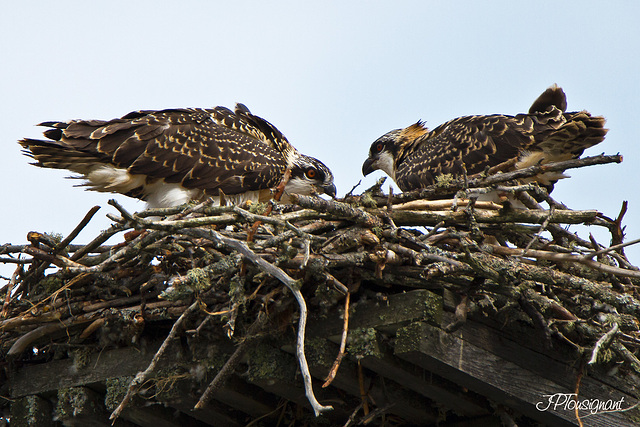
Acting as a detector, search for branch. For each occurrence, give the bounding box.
[588,322,619,365]
[195,312,268,409]
[6,311,102,359]
[388,154,623,203]
[323,291,350,388]
[390,208,599,227]
[489,245,640,279]
[54,205,101,254]
[110,301,200,421]
[471,154,622,187]
[180,228,333,416]
[291,195,382,228]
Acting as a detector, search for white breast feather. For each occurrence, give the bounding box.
[84,165,146,193]
[81,164,270,209]
[143,182,200,209]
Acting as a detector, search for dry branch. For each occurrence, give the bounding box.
[110,301,200,421]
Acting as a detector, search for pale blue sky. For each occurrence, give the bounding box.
[2,2,639,281]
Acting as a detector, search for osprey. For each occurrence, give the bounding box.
[362,85,607,192]
[20,104,336,208]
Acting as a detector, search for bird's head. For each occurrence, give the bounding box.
[362,121,428,182]
[286,155,337,198]
[362,129,403,181]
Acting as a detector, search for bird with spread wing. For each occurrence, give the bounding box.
[20,104,336,208]
[362,85,607,193]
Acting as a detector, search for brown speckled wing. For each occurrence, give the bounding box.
[395,114,532,190]
[394,103,607,192]
[21,108,291,196]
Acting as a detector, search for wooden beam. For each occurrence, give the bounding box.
[281,337,440,425]
[10,395,54,427]
[357,339,490,418]
[56,386,117,427]
[308,289,442,338]
[10,342,165,398]
[395,322,637,427]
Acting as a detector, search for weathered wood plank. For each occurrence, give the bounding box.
[282,337,440,425]
[356,338,490,418]
[308,289,442,338]
[210,376,276,418]
[444,311,640,406]
[443,307,640,405]
[158,397,241,427]
[395,321,637,427]
[10,395,54,427]
[10,342,164,398]
[56,386,113,427]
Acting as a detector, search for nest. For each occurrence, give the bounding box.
[1,154,640,426]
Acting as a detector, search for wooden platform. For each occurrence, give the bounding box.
[6,289,638,426]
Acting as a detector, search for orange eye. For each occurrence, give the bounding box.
[306,168,316,179]
[375,143,383,152]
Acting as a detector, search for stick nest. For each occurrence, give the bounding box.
[1,154,639,425]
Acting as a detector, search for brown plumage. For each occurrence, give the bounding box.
[362,85,608,192]
[20,104,336,208]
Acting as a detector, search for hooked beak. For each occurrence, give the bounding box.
[362,157,376,176]
[323,182,337,199]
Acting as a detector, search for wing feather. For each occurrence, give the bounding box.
[395,114,531,189]
[21,108,289,197]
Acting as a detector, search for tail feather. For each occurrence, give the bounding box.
[537,110,608,156]
[19,138,105,174]
[529,85,608,156]
[529,84,567,113]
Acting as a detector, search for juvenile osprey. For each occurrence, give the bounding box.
[362,85,607,192]
[21,104,336,208]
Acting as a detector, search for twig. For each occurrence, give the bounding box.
[359,402,396,425]
[7,311,103,359]
[390,154,623,203]
[323,291,350,388]
[582,238,640,263]
[474,154,622,187]
[421,221,446,241]
[70,223,128,261]
[291,195,382,228]
[588,322,619,365]
[195,312,267,409]
[1,264,21,318]
[232,206,311,239]
[342,402,364,427]
[345,180,362,198]
[110,301,200,422]
[574,363,585,427]
[444,294,469,333]
[521,206,555,256]
[0,257,32,265]
[68,230,168,273]
[357,360,369,415]
[489,245,640,279]
[54,205,101,254]
[390,208,599,227]
[180,227,333,416]
[612,341,640,374]
[393,199,502,211]
[23,246,86,269]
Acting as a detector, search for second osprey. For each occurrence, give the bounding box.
[362,85,607,192]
